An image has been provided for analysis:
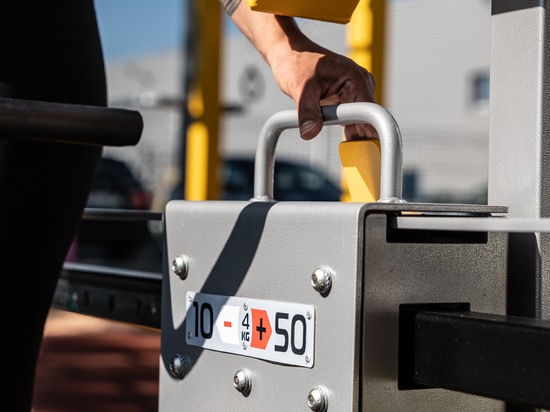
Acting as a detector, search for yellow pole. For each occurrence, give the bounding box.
[347,0,386,105]
[185,0,222,200]
[341,0,386,202]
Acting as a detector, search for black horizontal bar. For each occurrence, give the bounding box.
[0,97,143,147]
[63,262,162,282]
[413,311,550,409]
[82,208,163,221]
[53,263,162,329]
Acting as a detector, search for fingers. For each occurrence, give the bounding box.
[340,67,378,140]
[298,77,379,141]
[288,53,378,140]
[344,123,379,141]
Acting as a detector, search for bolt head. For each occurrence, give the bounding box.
[311,267,333,295]
[169,354,187,379]
[233,369,251,396]
[172,255,189,279]
[308,387,328,412]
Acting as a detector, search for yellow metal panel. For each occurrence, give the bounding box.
[339,140,381,202]
[246,0,360,24]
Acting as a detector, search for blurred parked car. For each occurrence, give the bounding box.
[224,157,341,201]
[75,157,152,259]
[171,157,342,201]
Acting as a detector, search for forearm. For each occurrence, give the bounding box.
[220,0,316,68]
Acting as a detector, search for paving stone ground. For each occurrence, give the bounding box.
[33,309,160,412]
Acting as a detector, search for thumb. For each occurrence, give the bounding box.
[297,85,323,140]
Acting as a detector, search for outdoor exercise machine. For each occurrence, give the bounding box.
[44,0,550,411]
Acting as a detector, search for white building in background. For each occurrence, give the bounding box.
[103,0,491,205]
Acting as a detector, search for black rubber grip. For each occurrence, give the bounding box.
[0,97,143,147]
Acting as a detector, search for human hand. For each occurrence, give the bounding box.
[227,6,377,140]
[267,29,377,140]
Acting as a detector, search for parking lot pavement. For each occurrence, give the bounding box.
[33,309,160,412]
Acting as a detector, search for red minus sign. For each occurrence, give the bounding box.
[224,321,232,328]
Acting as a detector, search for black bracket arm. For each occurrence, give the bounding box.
[400,305,550,409]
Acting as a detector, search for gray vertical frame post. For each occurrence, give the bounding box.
[488,0,550,319]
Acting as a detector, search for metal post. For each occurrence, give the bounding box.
[347,0,386,105]
[183,0,222,200]
[342,0,387,202]
[488,1,550,319]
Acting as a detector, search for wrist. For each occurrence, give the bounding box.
[263,16,310,68]
[267,18,337,70]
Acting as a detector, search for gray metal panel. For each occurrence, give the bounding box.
[160,200,367,411]
[160,200,508,411]
[488,1,550,319]
[361,214,506,410]
[395,215,550,233]
[488,1,550,218]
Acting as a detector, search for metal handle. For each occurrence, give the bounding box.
[253,102,404,202]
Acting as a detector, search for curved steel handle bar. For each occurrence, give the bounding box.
[0,97,143,147]
[253,102,404,202]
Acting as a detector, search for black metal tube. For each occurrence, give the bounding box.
[0,97,143,146]
[82,208,163,222]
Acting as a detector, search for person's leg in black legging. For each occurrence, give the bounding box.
[0,2,106,410]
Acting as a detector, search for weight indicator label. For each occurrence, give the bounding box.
[186,292,315,368]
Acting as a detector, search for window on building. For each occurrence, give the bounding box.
[471,71,490,106]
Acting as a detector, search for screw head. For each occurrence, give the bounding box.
[172,255,189,279]
[233,369,252,396]
[169,354,187,379]
[308,387,328,412]
[311,267,333,295]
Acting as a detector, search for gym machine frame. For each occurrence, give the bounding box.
[40,1,550,411]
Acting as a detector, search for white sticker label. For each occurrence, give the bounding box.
[186,292,315,368]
